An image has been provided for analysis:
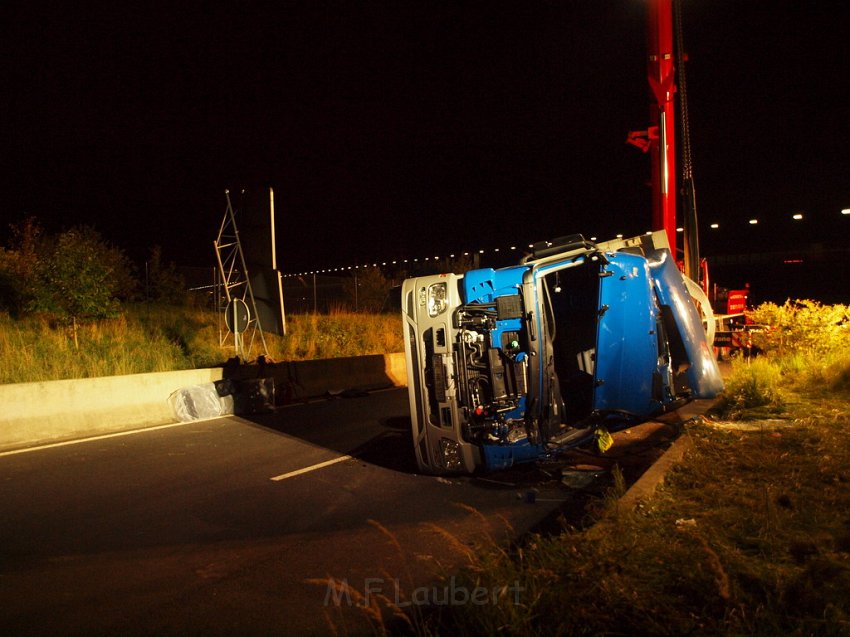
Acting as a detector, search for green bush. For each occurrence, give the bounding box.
[342,267,392,312]
[0,218,43,315]
[719,355,784,419]
[145,245,186,304]
[744,300,850,397]
[748,300,850,358]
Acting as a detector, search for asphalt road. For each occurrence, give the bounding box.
[1,387,656,636]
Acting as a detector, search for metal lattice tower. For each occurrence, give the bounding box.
[213,189,270,360]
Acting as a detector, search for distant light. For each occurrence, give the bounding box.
[590,237,597,241]
[676,227,684,233]
[510,246,517,250]
[710,223,719,229]
[792,213,803,220]
[449,254,455,258]
[842,208,850,215]
[749,219,758,225]
[645,231,652,235]
[494,248,500,252]
[616,234,623,239]
[479,249,484,253]
[784,259,804,264]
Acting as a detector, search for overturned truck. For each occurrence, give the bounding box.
[402,231,723,474]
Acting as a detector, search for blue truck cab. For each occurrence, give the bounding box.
[401,231,723,474]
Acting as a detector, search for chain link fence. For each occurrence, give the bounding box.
[180,267,401,314]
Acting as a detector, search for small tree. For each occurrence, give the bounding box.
[0,248,18,313]
[30,226,130,347]
[0,217,44,315]
[146,245,187,305]
[343,267,391,313]
[104,246,139,302]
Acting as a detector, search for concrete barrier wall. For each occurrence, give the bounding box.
[0,353,408,451]
[281,353,408,398]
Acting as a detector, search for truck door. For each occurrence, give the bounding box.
[593,252,665,418]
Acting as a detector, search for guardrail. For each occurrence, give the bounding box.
[0,353,408,452]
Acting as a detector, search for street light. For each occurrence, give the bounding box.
[792,213,804,220]
[842,208,850,215]
[749,219,758,225]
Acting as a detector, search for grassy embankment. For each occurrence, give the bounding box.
[420,363,850,636]
[0,304,404,384]
[326,300,850,637]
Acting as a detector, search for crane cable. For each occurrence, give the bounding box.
[674,0,702,286]
[674,0,693,183]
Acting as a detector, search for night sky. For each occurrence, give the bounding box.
[4,1,849,285]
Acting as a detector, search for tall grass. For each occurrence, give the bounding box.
[0,311,191,383]
[0,304,404,384]
[264,308,404,361]
[716,355,785,419]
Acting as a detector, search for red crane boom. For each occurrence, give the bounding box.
[646,0,677,253]
[627,0,703,286]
